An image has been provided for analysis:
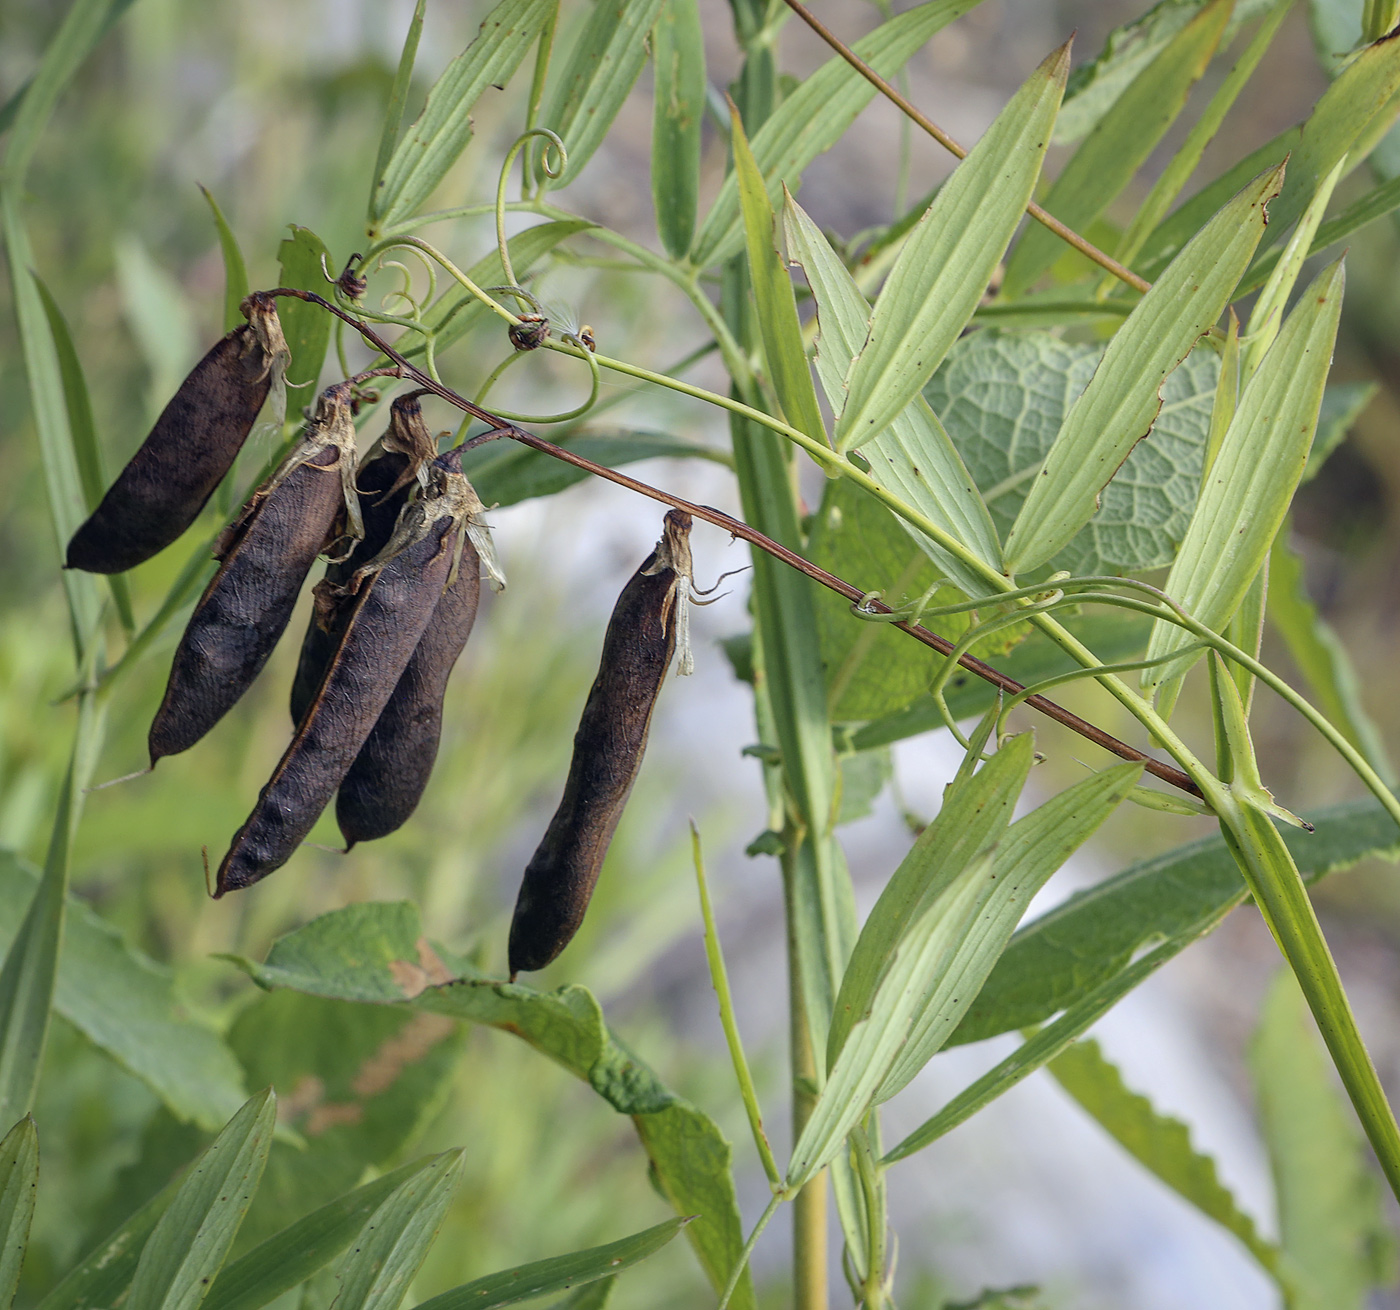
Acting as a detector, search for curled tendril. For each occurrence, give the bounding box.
[377,259,421,317]
[471,333,601,425]
[497,128,567,294]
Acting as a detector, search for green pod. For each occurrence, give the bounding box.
[66,293,287,574]
[508,510,692,975]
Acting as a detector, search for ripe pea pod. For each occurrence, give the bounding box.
[508,510,694,976]
[147,382,360,766]
[216,449,477,895]
[66,293,288,574]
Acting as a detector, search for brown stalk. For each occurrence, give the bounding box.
[781,0,1153,296]
[265,288,1199,797]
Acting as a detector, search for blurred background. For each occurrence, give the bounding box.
[1,0,1398,1306]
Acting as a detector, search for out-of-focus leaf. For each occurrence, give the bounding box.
[1003,0,1231,297]
[113,235,197,416]
[1144,260,1344,694]
[547,1277,615,1309]
[373,0,555,228]
[127,1090,276,1310]
[1004,165,1281,574]
[537,0,666,188]
[652,0,704,259]
[836,747,893,826]
[367,0,426,222]
[691,0,981,267]
[835,47,1066,451]
[276,226,332,395]
[1251,968,1399,1309]
[0,1116,38,1308]
[198,187,250,335]
[414,1218,686,1310]
[1305,381,1377,481]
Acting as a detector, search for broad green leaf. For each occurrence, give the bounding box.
[733,107,827,448]
[652,0,704,259]
[414,1218,686,1310]
[462,429,725,508]
[1048,1039,1280,1274]
[0,1116,38,1308]
[127,1090,276,1310]
[199,186,250,335]
[926,328,1221,576]
[1003,165,1282,574]
[228,904,754,1310]
[784,195,1001,594]
[368,0,426,223]
[1250,968,1398,1309]
[1268,533,1397,785]
[373,0,555,228]
[1002,0,1231,298]
[204,1160,433,1310]
[331,1151,464,1310]
[536,0,666,189]
[0,850,248,1133]
[948,798,1400,1047]
[276,226,333,394]
[835,46,1067,452]
[691,0,981,268]
[1144,260,1344,692]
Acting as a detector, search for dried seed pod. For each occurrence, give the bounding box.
[334,476,498,848]
[147,383,358,765]
[508,510,694,975]
[66,293,288,574]
[216,451,476,895]
[288,393,438,726]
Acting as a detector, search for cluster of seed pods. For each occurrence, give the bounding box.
[65,294,695,973]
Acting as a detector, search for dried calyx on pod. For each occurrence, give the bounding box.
[147,381,359,766]
[216,447,479,895]
[508,509,694,977]
[66,292,288,574]
[288,392,439,727]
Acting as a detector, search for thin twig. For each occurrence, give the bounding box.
[262,288,1200,797]
[782,0,1153,295]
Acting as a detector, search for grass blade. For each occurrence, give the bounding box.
[0,1117,38,1308]
[652,0,704,259]
[367,0,426,222]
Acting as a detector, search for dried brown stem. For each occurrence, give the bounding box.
[265,288,1199,796]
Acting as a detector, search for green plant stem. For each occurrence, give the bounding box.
[717,1193,783,1310]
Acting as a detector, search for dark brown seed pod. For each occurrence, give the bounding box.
[147,383,358,766]
[66,293,288,574]
[216,450,477,895]
[508,510,694,976]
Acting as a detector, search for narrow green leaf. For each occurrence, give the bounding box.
[204,1160,433,1310]
[690,0,981,268]
[537,0,667,189]
[414,1218,686,1310]
[1003,0,1231,298]
[368,0,427,221]
[1004,165,1282,575]
[1144,259,1345,692]
[373,0,555,229]
[1202,310,1240,483]
[276,226,333,395]
[732,108,827,448]
[127,1089,277,1310]
[652,0,704,259]
[784,194,1001,593]
[331,1151,464,1310]
[1250,968,1399,1308]
[835,46,1067,451]
[1048,1039,1280,1273]
[198,186,250,336]
[0,1117,38,1309]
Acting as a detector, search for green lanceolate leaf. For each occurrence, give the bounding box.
[732,108,827,448]
[1048,1039,1281,1275]
[0,1116,38,1308]
[1003,164,1282,575]
[690,0,981,268]
[1002,0,1232,298]
[1250,969,1399,1308]
[414,1218,686,1310]
[198,186,250,335]
[537,0,666,189]
[374,0,555,228]
[367,0,426,223]
[652,0,704,259]
[1143,260,1344,694]
[330,1151,465,1310]
[126,1090,276,1310]
[276,226,332,394]
[784,195,1001,593]
[834,46,1067,452]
